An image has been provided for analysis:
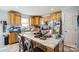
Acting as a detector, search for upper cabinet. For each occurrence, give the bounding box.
[51,12,61,21]
[15,14,21,26]
[8,12,15,25]
[45,16,51,21]
[51,13,57,20]
[8,11,21,26]
[30,16,41,26]
[41,12,61,22]
[56,12,61,20]
[29,17,34,25]
[34,16,40,25]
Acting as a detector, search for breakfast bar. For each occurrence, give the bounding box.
[20,32,64,52]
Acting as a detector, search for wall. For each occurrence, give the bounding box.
[0,10,8,21]
[0,22,3,48]
[77,10,79,48]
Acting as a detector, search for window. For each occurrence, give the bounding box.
[21,18,29,28]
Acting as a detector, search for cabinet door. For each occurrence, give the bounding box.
[34,17,40,25]
[51,13,57,20]
[9,13,21,26]
[30,17,40,26]
[30,17,35,25]
[9,33,16,44]
[56,13,61,21]
[15,15,21,26]
[9,13,15,26]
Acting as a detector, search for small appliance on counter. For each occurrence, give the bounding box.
[34,30,52,40]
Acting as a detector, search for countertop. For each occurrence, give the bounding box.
[20,32,63,49]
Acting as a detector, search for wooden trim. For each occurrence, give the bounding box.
[8,10,21,15]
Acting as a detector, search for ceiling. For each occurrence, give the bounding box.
[0,6,68,16]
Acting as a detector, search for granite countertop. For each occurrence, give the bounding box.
[20,32,63,49]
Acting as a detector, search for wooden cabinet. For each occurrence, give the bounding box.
[30,16,40,26]
[8,11,21,26]
[15,15,21,26]
[41,12,61,23]
[30,17,34,25]
[9,32,17,44]
[9,13,15,25]
[8,11,21,44]
[43,16,51,22]
[34,16,40,25]
[51,13,57,20]
[56,12,61,20]
[51,12,61,21]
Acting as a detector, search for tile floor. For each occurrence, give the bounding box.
[0,43,79,52]
[0,43,19,52]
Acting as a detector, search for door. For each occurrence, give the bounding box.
[62,10,77,48]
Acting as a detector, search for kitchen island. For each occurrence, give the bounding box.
[20,32,64,52]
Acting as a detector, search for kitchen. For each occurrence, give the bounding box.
[0,6,79,52]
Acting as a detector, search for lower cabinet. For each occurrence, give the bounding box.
[9,32,17,44]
